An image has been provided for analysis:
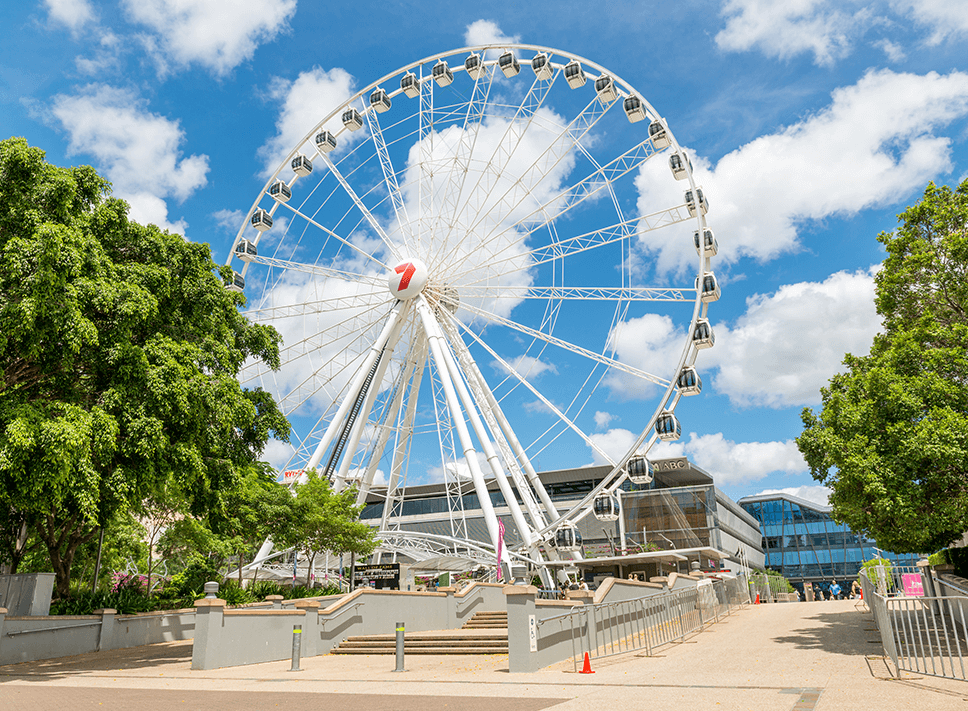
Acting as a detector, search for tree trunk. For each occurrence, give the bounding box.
[35,512,98,598]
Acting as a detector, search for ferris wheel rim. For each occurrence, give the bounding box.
[228,44,715,561]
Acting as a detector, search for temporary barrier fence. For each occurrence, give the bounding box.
[861,564,968,682]
[537,577,750,671]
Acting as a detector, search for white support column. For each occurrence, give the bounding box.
[437,317,537,550]
[334,304,410,491]
[379,339,428,533]
[306,301,407,472]
[355,339,419,506]
[415,297,509,570]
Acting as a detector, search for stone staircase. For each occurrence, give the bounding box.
[461,611,508,629]
[331,612,508,655]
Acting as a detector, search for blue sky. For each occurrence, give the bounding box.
[4,1,968,508]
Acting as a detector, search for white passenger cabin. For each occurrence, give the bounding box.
[432,60,454,86]
[291,154,313,176]
[499,50,520,77]
[564,60,586,88]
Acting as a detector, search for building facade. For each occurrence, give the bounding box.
[738,492,920,595]
[359,457,765,581]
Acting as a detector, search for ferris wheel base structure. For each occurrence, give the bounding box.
[229,45,720,586]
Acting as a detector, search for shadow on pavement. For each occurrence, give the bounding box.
[0,640,193,682]
[770,609,880,657]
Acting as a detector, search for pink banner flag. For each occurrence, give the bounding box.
[496,519,506,581]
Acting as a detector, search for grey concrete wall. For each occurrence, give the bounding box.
[112,610,196,648]
[0,614,103,664]
[190,583,511,669]
[0,607,196,665]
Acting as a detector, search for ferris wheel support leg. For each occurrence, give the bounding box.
[447,325,560,524]
[354,341,418,507]
[306,301,408,473]
[415,297,510,576]
[333,304,410,492]
[436,317,539,552]
[380,338,428,533]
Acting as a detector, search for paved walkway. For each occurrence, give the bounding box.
[2,599,967,710]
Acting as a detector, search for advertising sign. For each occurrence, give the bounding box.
[354,563,401,589]
[901,573,924,597]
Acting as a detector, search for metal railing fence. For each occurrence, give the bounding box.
[539,577,751,671]
[861,564,968,682]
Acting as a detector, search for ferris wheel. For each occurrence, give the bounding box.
[227,45,718,583]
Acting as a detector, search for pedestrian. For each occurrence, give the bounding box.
[830,581,842,600]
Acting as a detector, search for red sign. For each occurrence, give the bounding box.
[283,469,303,482]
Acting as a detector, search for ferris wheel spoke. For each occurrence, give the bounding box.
[471,138,661,268]
[246,291,391,322]
[449,89,616,267]
[424,66,496,266]
[457,301,671,387]
[446,309,615,465]
[434,69,558,258]
[457,285,695,302]
[240,301,389,382]
[243,254,386,290]
[365,108,412,249]
[478,204,695,284]
[317,152,400,261]
[276,194,392,271]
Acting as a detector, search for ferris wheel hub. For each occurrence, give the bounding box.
[388,258,429,300]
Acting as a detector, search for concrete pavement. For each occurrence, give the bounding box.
[1,598,966,710]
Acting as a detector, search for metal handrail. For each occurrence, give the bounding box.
[5,621,103,636]
[318,600,365,624]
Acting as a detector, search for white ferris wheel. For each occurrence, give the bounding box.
[227,45,719,585]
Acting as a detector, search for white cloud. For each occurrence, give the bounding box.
[49,84,209,233]
[587,428,641,465]
[492,354,557,381]
[122,0,296,77]
[716,1,968,64]
[45,0,95,33]
[755,485,831,506]
[261,438,296,471]
[606,268,879,407]
[635,68,968,271]
[605,313,687,399]
[464,19,521,47]
[716,0,863,66]
[593,411,615,430]
[588,429,807,485]
[257,66,357,176]
[873,38,906,62]
[212,208,244,232]
[890,0,968,45]
[75,31,124,76]
[705,268,880,408]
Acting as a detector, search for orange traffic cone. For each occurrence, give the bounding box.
[579,652,595,674]
[754,593,760,605]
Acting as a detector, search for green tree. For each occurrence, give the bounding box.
[798,180,968,554]
[0,138,290,596]
[209,464,294,585]
[275,470,377,583]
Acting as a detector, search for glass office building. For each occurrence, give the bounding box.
[738,493,919,592]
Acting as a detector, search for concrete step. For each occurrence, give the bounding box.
[333,627,509,655]
[461,611,508,630]
[332,646,508,655]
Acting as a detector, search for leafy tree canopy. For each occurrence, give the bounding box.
[0,137,290,595]
[798,179,968,554]
[275,470,377,569]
